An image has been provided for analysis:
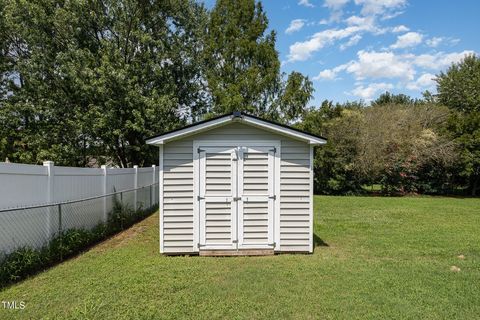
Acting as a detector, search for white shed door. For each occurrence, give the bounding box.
[199,147,237,250]
[198,144,276,250]
[238,146,275,249]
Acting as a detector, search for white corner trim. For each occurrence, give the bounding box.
[309,145,314,253]
[159,145,164,254]
[192,143,200,252]
[274,143,281,251]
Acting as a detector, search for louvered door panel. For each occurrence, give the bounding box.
[199,147,236,249]
[238,146,275,249]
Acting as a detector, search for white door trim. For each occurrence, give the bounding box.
[198,146,237,250]
[237,146,275,249]
[193,140,281,251]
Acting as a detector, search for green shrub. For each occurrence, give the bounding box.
[0,200,157,288]
[48,229,95,262]
[0,247,45,285]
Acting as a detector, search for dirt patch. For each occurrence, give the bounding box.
[450,265,461,272]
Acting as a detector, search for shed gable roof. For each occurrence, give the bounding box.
[145,111,327,145]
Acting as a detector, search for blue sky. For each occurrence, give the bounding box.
[203,0,479,105]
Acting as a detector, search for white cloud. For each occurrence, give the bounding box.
[345,15,370,26]
[313,69,338,80]
[381,10,404,20]
[346,50,416,80]
[324,0,350,10]
[313,64,349,80]
[314,50,474,96]
[391,25,409,33]
[412,50,474,69]
[288,26,365,61]
[321,0,350,24]
[287,19,383,62]
[426,37,442,48]
[390,32,423,49]
[354,0,406,17]
[426,37,460,48]
[406,73,436,90]
[298,0,315,7]
[340,34,362,50]
[351,82,393,100]
[286,19,306,34]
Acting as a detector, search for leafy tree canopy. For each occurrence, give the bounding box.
[436,54,480,195]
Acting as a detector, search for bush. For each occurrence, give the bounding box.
[48,229,95,262]
[0,200,158,288]
[0,248,45,285]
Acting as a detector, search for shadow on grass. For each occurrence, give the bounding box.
[314,233,329,247]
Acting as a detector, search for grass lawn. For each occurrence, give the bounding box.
[1,196,479,319]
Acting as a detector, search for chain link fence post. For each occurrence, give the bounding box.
[58,203,63,261]
[150,184,152,208]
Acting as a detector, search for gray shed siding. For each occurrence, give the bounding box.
[161,122,312,253]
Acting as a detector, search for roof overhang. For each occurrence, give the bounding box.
[145,112,327,146]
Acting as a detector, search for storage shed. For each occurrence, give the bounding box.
[146,111,326,255]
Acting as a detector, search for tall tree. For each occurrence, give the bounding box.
[203,0,313,123]
[436,54,480,195]
[0,0,207,167]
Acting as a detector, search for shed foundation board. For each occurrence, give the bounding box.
[199,249,274,256]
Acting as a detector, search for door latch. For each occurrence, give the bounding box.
[269,195,276,200]
[197,196,204,201]
[233,197,242,201]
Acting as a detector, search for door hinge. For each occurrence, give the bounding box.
[197,148,204,153]
[197,195,204,201]
[269,195,276,200]
[270,147,276,153]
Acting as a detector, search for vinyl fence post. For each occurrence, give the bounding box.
[133,165,138,211]
[101,165,108,222]
[43,161,55,241]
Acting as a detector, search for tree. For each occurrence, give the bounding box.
[203,0,313,123]
[0,0,207,167]
[371,91,419,107]
[436,54,480,195]
[300,101,364,194]
[300,100,457,195]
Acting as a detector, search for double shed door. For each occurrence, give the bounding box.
[197,144,277,250]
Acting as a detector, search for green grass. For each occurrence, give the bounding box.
[1,196,479,319]
[362,184,383,192]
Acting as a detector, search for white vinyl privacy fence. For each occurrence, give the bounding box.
[0,162,159,257]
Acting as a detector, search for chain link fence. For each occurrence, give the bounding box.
[0,183,159,262]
